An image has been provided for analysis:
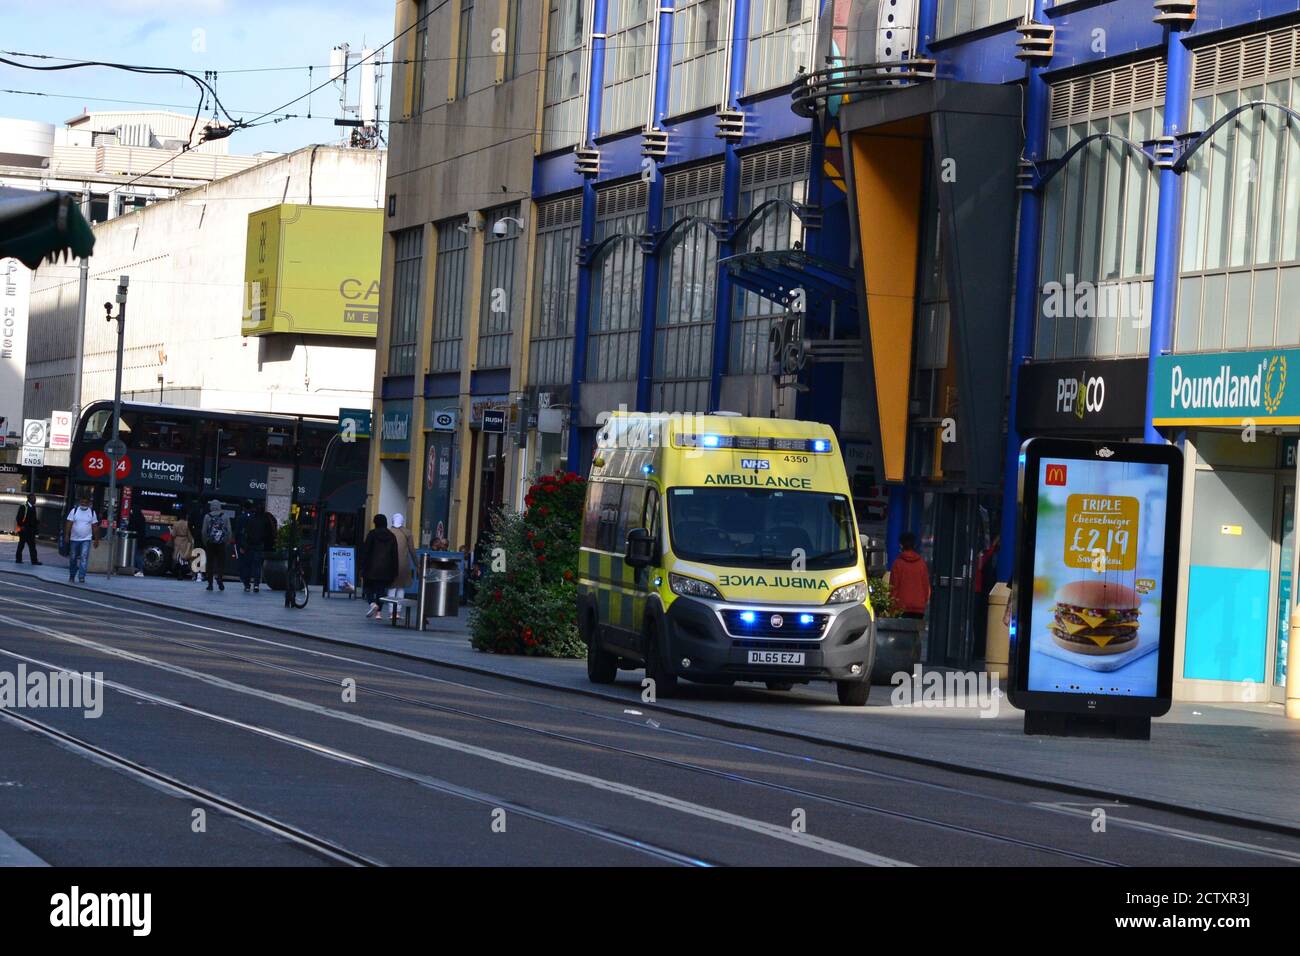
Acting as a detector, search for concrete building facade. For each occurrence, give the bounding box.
[24,145,387,470]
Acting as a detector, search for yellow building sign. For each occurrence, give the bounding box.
[243,204,381,337]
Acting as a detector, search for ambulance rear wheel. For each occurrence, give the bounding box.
[836,678,871,707]
[584,612,617,684]
[643,621,678,699]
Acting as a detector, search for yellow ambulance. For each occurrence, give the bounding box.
[578,412,876,705]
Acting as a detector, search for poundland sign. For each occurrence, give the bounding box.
[1152,348,1297,426]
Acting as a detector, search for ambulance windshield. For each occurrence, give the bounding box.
[667,488,858,569]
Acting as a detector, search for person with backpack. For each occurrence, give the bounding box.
[201,499,232,592]
[14,493,41,565]
[63,492,99,584]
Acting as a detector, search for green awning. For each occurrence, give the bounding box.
[0,187,95,268]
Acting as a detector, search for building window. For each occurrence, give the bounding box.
[431,219,469,373]
[542,0,586,152]
[503,0,528,81]
[389,228,424,377]
[670,0,729,118]
[730,142,809,375]
[455,0,475,99]
[478,205,521,369]
[935,0,1022,42]
[746,0,813,95]
[413,0,430,113]
[1035,59,1165,361]
[654,163,724,413]
[530,197,582,387]
[1177,26,1300,351]
[603,0,655,135]
[589,180,648,383]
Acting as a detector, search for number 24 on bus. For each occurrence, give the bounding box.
[82,451,132,480]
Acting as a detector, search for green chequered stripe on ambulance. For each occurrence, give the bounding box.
[580,549,648,632]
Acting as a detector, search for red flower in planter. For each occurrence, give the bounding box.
[493,589,502,602]
[563,570,574,581]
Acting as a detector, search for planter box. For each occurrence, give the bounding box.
[261,551,288,591]
[871,617,924,684]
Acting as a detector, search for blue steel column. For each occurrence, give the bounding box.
[708,0,751,411]
[995,0,1049,584]
[1144,27,1192,445]
[568,0,610,471]
[635,1,676,411]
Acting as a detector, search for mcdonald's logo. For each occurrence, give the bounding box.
[1045,464,1068,486]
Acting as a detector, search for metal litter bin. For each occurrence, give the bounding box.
[115,529,137,572]
[418,556,461,628]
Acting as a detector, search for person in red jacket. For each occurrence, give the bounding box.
[890,532,932,620]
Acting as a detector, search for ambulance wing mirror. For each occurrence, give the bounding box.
[624,527,655,568]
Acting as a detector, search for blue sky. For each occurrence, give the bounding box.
[1,0,396,154]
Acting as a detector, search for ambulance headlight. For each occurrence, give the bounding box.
[827,580,867,604]
[669,573,722,600]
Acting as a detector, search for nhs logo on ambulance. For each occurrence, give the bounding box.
[739,458,770,470]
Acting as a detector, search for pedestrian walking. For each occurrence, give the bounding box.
[359,514,398,619]
[64,493,99,584]
[14,492,41,565]
[201,500,232,592]
[170,517,194,579]
[890,532,932,621]
[235,499,275,593]
[387,513,417,622]
[128,503,148,576]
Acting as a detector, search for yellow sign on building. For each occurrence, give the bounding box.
[243,204,382,337]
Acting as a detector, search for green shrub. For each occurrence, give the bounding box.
[469,470,587,657]
[868,575,901,619]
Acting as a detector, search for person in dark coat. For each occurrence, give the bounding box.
[14,493,40,565]
[360,514,399,619]
[236,499,276,593]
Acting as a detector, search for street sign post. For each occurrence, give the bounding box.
[49,410,74,451]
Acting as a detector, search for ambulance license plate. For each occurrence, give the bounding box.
[747,650,805,666]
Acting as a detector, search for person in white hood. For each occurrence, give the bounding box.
[387,512,416,620]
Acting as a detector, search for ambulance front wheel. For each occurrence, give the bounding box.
[836,678,871,707]
[643,619,679,699]
[583,611,617,684]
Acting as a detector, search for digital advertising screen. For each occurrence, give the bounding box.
[1011,439,1183,717]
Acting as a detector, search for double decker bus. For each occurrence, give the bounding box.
[66,401,369,580]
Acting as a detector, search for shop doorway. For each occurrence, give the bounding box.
[923,492,986,668]
[473,429,507,551]
[1271,480,1295,703]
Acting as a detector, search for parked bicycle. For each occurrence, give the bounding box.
[284,546,309,610]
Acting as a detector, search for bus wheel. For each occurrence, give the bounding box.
[583,611,617,684]
[141,541,168,576]
[643,620,678,699]
[836,678,871,707]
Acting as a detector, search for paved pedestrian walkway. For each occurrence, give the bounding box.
[0,828,46,867]
[4,557,1298,832]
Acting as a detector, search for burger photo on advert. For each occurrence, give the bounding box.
[1049,580,1140,657]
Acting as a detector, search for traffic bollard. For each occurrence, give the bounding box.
[985,582,1011,680]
